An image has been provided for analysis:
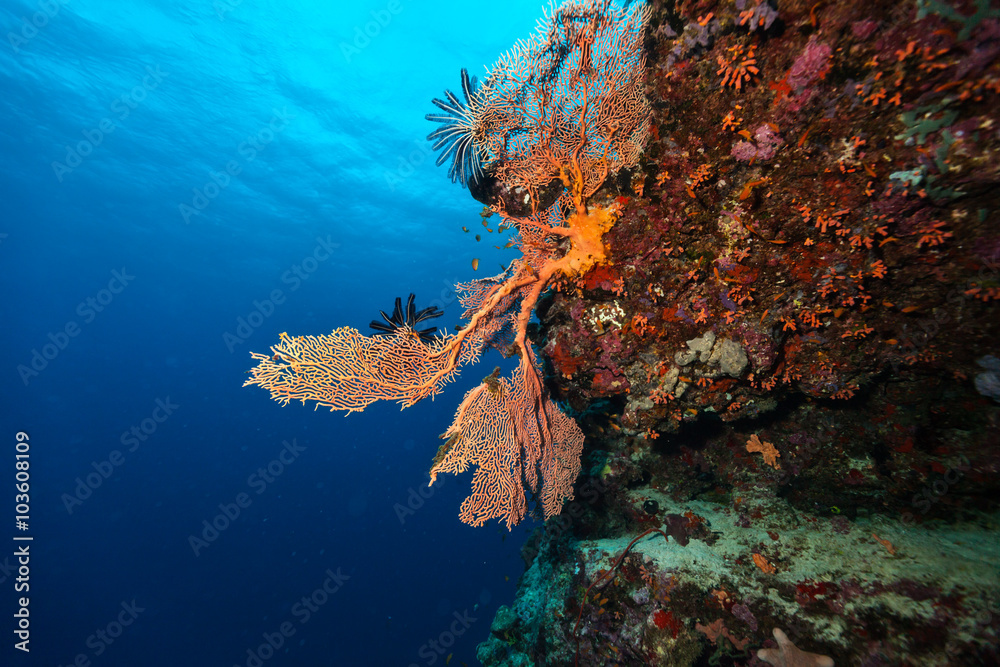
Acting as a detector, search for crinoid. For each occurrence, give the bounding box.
[369,293,443,344]
[426,68,486,187]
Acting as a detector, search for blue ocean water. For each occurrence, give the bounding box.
[0,1,550,664]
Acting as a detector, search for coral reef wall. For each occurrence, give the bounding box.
[478,0,1000,664]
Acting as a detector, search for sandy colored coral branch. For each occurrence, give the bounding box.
[757,628,834,667]
[752,552,777,574]
[695,618,749,651]
[747,433,781,469]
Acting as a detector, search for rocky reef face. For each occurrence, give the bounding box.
[478,0,1000,664]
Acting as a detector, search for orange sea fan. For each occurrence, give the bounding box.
[746,433,781,469]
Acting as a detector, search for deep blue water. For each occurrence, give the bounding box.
[0,1,549,664]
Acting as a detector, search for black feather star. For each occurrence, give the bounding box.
[426,68,485,187]
[370,294,443,344]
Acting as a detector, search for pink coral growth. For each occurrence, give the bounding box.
[732,124,784,162]
[787,38,832,91]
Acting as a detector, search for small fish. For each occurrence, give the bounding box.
[475,234,481,242]
[445,653,453,666]
[462,226,469,233]
[472,258,479,271]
